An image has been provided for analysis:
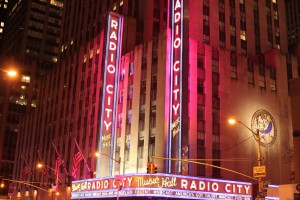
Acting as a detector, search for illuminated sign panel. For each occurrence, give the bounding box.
[71,174,253,199]
[168,0,184,173]
[98,12,123,176]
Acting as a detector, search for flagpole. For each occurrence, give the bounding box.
[52,143,68,175]
[74,139,92,174]
[21,155,34,179]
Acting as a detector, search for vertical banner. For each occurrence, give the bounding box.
[98,12,123,177]
[168,0,183,173]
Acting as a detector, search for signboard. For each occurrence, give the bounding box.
[253,166,266,178]
[98,12,123,177]
[168,0,184,174]
[71,174,252,200]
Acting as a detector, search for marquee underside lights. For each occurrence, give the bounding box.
[71,174,253,199]
[168,0,184,173]
[98,12,123,176]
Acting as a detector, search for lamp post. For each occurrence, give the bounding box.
[36,163,60,199]
[95,152,122,200]
[228,117,265,200]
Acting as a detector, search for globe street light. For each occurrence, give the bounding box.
[228,116,265,199]
[95,152,122,200]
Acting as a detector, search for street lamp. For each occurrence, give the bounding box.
[0,68,17,77]
[95,152,122,200]
[36,163,59,190]
[228,116,265,200]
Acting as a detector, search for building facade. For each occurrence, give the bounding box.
[11,0,298,199]
[0,0,63,197]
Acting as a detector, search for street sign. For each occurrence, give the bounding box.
[253,166,266,178]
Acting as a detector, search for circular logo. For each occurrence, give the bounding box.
[251,110,277,147]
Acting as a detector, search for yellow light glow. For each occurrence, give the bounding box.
[95,152,100,157]
[7,70,17,77]
[37,163,43,168]
[228,117,237,125]
[56,191,60,196]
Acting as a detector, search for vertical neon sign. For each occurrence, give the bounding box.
[98,12,123,177]
[168,0,183,173]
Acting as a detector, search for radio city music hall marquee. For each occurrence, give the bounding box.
[71,174,252,199]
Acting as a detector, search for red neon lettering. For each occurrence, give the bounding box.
[173,61,180,71]
[111,20,118,29]
[175,12,180,23]
[173,89,179,100]
[110,54,114,62]
[104,121,112,130]
[174,38,181,48]
[212,183,219,192]
[106,85,114,93]
[174,0,181,10]
[173,103,180,115]
[225,184,231,193]
[109,41,116,50]
[107,64,116,73]
[181,179,188,189]
[110,31,117,40]
[105,108,112,118]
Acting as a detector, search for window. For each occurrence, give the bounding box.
[231,65,237,79]
[259,75,265,88]
[270,68,276,91]
[21,75,31,83]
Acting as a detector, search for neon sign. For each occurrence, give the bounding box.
[98,12,123,176]
[168,0,184,173]
[71,174,253,199]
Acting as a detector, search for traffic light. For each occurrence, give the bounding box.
[154,163,158,173]
[147,162,153,174]
[147,162,157,174]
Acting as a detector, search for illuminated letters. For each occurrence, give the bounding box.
[99,13,123,153]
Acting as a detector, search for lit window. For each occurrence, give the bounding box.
[53,57,58,62]
[120,1,123,6]
[240,30,246,40]
[0,22,4,27]
[240,0,244,4]
[89,50,93,59]
[113,5,116,11]
[4,4,7,8]
[0,28,2,33]
[83,54,87,63]
[5,0,8,2]
[272,0,277,3]
[31,100,36,107]
[21,75,31,83]
[96,48,100,54]
[71,40,73,45]
[21,85,26,89]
